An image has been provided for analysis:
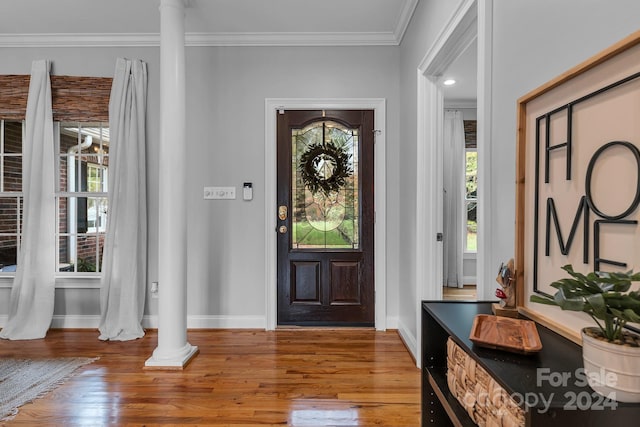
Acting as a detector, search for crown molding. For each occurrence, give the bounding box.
[187,31,398,46]
[394,0,419,44]
[0,33,161,47]
[0,30,402,48]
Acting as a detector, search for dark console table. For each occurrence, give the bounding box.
[421,301,640,426]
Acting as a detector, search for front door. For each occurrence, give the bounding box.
[277,110,374,326]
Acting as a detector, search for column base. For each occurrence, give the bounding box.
[144,342,199,370]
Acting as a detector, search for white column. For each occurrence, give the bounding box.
[145,0,198,368]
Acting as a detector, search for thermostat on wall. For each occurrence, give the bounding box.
[243,182,253,201]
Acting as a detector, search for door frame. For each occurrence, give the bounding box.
[265,98,386,331]
[414,0,493,365]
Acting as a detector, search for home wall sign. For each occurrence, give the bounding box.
[516,30,640,342]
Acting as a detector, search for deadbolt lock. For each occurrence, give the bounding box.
[278,205,288,220]
[279,225,288,234]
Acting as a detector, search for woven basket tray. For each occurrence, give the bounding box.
[446,337,525,427]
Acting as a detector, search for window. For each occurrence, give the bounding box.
[463,119,478,253]
[0,74,111,276]
[57,123,109,273]
[0,120,22,273]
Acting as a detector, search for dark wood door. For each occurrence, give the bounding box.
[277,110,374,326]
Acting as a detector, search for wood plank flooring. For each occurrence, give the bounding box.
[442,285,477,301]
[0,329,420,426]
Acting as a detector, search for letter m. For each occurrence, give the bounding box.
[546,196,589,263]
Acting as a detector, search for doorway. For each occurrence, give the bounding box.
[276,110,375,326]
[264,98,387,331]
[441,38,478,295]
[414,0,492,366]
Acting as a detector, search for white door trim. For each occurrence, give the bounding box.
[415,0,493,366]
[476,0,494,302]
[264,98,387,331]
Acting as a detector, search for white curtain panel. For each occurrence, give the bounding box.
[442,110,465,288]
[0,60,56,340]
[99,58,148,341]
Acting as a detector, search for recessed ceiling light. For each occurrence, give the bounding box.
[443,79,456,86]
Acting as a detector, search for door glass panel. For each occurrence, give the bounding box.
[291,120,359,249]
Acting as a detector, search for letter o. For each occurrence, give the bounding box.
[585,141,640,220]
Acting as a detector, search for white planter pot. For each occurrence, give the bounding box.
[581,327,640,403]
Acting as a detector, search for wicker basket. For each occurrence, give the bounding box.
[446,338,525,427]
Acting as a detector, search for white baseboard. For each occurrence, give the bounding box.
[1,315,268,330]
[142,315,266,329]
[385,315,399,330]
[397,317,418,365]
[51,315,101,329]
[3,314,398,332]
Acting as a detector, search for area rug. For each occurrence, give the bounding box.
[0,357,98,421]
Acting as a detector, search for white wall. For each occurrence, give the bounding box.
[0,44,401,327]
[183,45,401,324]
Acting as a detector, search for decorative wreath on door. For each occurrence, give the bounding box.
[299,141,353,196]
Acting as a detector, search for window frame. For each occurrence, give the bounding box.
[55,122,109,277]
[0,74,112,283]
[464,147,478,254]
[86,163,108,233]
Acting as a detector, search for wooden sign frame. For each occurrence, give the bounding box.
[515,30,640,344]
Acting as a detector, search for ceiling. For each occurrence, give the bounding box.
[0,0,477,104]
[442,39,478,106]
[0,0,418,46]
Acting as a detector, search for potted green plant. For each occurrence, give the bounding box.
[530,264,640,402]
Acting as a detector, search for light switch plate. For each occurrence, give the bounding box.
[204,186,236,200]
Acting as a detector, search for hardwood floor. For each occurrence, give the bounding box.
[0,329,420,426]
[442,285,477,301]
